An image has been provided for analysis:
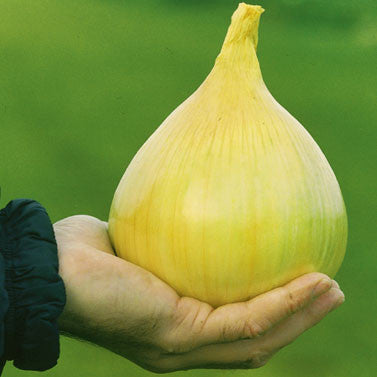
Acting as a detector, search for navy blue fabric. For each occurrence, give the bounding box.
[0,199,66,373]
[0,243,9,372]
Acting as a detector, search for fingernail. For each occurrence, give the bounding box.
[332,279,340,289]
[312,278,332,298]
[331,291,345,311]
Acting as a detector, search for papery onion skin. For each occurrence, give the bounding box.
[108,3,347,307]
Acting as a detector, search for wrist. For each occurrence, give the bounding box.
[56,240,124,345]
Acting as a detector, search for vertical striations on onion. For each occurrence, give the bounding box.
[109,3,347,307]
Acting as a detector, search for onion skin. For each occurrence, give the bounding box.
[109,3,347,307]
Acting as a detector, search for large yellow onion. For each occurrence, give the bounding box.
[109,3,347,307]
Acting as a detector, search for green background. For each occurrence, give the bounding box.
[1,0,376,376]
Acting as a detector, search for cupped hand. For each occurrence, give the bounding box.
[54,215,345,373]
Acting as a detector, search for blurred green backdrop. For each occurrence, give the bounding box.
[1,0,376,376]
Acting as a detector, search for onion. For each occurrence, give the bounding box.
[109,3,347,307]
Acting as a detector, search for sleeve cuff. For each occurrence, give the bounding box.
[0,199,66,371]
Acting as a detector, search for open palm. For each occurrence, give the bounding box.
[54,215,344,372]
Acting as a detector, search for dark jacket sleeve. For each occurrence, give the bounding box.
[0,199,66,374]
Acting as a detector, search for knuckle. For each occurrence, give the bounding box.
[220,321,232,341]
[220,320,240,342]
[159,297,211,354]
[243,319,264,339]
[158,336,192,355]
[220,318,264,342]
[158,338,179,354]
[285,288,301,315]
[242,352,270,369]
[131,350,174,374]
[144,356,182,374]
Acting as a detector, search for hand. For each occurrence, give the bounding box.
[54,215,345,372]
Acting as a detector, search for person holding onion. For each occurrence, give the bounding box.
[0,199,344,374]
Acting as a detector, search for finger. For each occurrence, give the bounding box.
[256,284,345,352]
[196,272,332,347]
[156,337,268,371]
[155,283,344,372]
